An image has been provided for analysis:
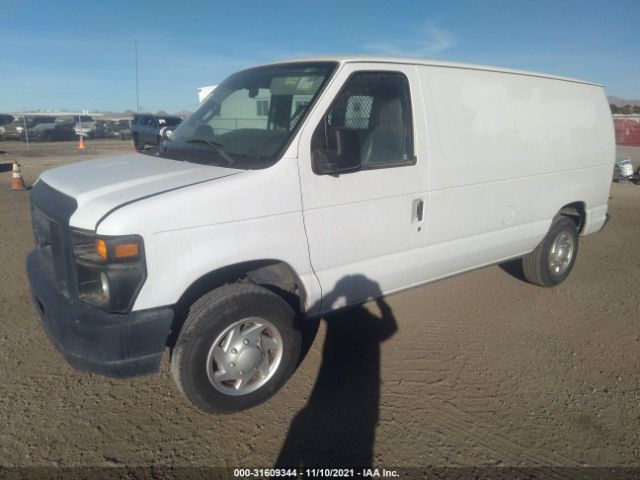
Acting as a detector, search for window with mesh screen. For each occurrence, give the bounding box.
[315,71,414,169]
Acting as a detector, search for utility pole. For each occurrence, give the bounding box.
[22,115,30,149]
[135,40,140,112]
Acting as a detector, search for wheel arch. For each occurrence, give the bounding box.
[556,201,586,234]
[168,259,307,347]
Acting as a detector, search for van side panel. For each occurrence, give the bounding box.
[418,66,614,272]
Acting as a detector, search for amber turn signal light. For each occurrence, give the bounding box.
[114,242,140,260]
[95,239,108,261]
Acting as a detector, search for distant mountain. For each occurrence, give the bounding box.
[608,96,640,107]
[174,110,192,118]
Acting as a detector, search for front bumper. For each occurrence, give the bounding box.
[26,247,174,378]
[2,132,25,140]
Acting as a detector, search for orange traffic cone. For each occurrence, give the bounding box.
[12,160,26,191]
[78,135,86,150]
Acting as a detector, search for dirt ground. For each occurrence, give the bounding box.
[0,139,639,474]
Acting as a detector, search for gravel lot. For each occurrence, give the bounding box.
[0,139,639,475]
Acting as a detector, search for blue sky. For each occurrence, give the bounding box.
[1,0,638,113]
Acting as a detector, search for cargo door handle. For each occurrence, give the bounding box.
[415,199,424,222]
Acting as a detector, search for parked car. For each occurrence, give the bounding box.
[0,114,14,139]
[131,114,182,150]
[119,128,132,141]
[2,116,57,140]
[86,121,110,139]
[27,117,77,142]
[103,119,132,140]
[73,115,96,138]
[26,57,614,414]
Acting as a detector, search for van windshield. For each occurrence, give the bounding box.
[161,62,337,169]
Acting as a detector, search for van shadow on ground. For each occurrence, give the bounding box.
[276,275,398,468]
[498,259,527,283]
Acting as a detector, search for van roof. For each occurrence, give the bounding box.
[256,56,602,87]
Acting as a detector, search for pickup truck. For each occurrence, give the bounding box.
[131,114,182,150]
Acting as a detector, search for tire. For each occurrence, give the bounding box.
[132,134,142,150]
[522,216,579,287]
[170,283,301,414]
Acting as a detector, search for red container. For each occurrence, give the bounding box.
[614,118,640,146]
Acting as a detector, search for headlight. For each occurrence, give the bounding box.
[72,230,146,313]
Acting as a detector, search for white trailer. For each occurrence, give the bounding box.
[197,85,217,103]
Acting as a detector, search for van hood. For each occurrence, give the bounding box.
[38,153,241,230]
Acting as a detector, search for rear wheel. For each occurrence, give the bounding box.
[522,216,579,287]
[170,284,301,414]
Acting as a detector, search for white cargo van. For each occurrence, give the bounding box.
[27,57,614,413]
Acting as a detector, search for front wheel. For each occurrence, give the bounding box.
[170,284,301,414]
[522,216,579,287]
[133,134,143,151]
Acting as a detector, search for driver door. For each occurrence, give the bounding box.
[297,63,429,312]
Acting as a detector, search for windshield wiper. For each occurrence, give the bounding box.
[185,138,235,166]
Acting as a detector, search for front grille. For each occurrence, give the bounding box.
[31,204,71,298]
[31,206,52,248]
[30,181,79,299]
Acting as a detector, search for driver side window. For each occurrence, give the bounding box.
[313,71,415,170]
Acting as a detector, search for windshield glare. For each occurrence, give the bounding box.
[164,62,337,169]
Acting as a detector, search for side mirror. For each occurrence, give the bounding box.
[312,128,360,175]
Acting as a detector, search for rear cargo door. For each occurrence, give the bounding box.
[297,63,429,311]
